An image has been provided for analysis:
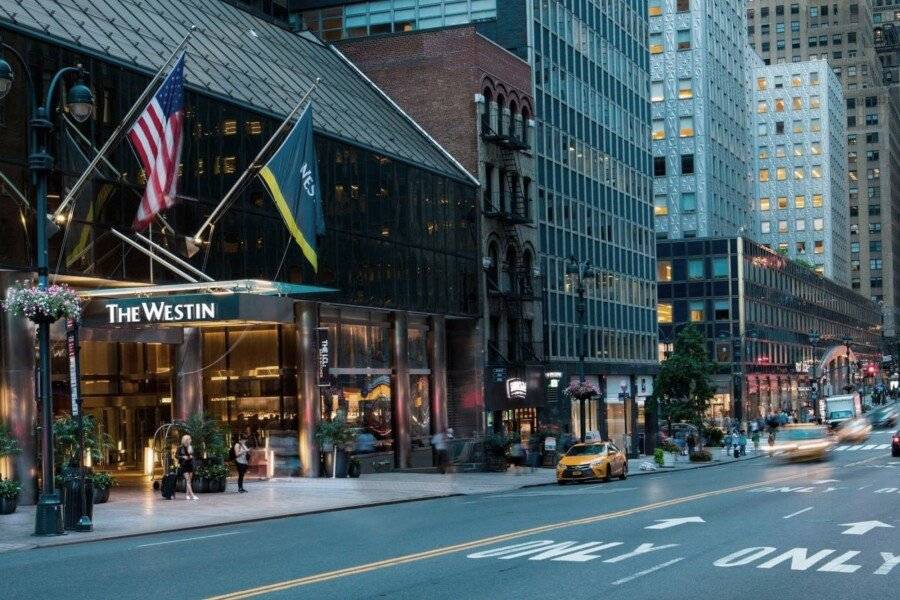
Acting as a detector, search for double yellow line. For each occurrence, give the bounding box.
[209,457,876,599]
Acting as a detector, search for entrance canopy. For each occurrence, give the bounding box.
[79,279,335,337]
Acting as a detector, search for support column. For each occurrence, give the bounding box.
[174,327,203,421]
[627,375,639,458]
[294,301,320,478]
[0,272,38,505]
[428,316,448,437]
[391,312,411,469]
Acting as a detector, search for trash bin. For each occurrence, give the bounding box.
[62,471,94,531]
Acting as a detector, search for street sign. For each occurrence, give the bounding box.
[66,319,82,417]
[316,327,330,387]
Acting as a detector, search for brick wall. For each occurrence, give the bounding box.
[337,25,532,175]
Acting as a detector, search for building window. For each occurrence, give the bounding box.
[760,221,771,234]
[714,300,730,320]
[657,260,673,281]
[774,98,786,112]
[676,0,690,13]
[712,257,728,277]
[793,143,804,157]
[652,119,665,140]
[678,78,693,99]
[776,121,785,134]
[681,154,695,174]
[793,166,804,180]
[796,218,806,231]
[649,33,663,54]
[810,71,820,85]
[851,242,860,253]
[681,192,697,212]
[795,195,805,208]
[810,118,821,132]
[757,100,768,113]
[758,147,769,159]
[792,97,803,110]
[811,165,822,178]
[654,195,668,216]
[649,0,663,17]
[679,116,694,137]
[870,240,882,252]
[792,120,803,133]
[689,300,704,322]
[676,29,691,51]
[777,196,788,209]
[814,241,825,254]
[759,169,770,182]
[757,77,767,91]
[796,241,806,254]
[776,167,787,181]
[811,142,822,155]
[658,302,673,323]
[760,197,771,211]
[654,156,666,176]
[870,259,883,270]
[813,218,824,231]
[651,81,664,102]
[776,145,786,157]
[810,95,820,108]
[757,123,768,135]
[688,259,704,279]
[778,220,788,233]
[812,194,823,207]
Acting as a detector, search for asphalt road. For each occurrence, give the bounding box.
[3,430,898,600]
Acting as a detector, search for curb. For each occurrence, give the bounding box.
[9,492,465,553]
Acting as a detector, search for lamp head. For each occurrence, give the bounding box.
[66,80,94,123]
[0,57,13,100]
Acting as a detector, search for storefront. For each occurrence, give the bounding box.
[50,281,453,477]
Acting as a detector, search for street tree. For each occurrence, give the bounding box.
[650,324,715,449]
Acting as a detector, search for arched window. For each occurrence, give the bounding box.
[482,87,493,132]
[487,241,500,289]
[508,100,518,137]
[496,93,506,135]
[521,107,531,146]
[522,249,534,295]
[504,245,518,294]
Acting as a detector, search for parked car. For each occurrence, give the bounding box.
[556,441,627,484]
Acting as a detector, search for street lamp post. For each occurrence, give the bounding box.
[566,255,595,442]
[0,42,94,536]
[808,330,821,421]
[842,335,853,393]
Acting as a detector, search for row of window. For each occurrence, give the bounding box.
[767,241,827,258]
[650,78,693,102]
[756,119,823,136]
[757,95,821,112]
[756,72,821,90]
[648,0,690,17]
[850,241,883,253]
[653,193,696,216]
[759,195,825,210]
[657,300,731,324]
[652,116,694,140]
[656,257,729,282]
[758,142,823,159]
[758,166,825,181]
[649,30,692,54]
[750,4,849,19]
[759,219,826,234]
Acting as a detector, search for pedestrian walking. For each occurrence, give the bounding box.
[526,435,541,473]
[686,433,696,454]
[432,429,450,474]
[739,431,747,456]
[176,434,198,501]
[723,431,732,457]
[232,434,251,493]
[509,437,525,474]
[751,430,760,453]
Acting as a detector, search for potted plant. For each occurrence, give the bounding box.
[2,282,83,323]
[0,479,21,514]
[52,415,110,530]
[175,413,225,462]
[658,439,679,467]
[315,411,357,478]
[90,472,118,504]
[205,463,229,492]
[653,448,665,468]
[564,381,599,401]
[482,432,510,472]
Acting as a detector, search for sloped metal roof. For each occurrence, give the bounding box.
[0,0,476,184]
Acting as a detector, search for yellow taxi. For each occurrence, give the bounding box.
[835,417,872,444]
[771,424,835,462]
[556,441,627,484]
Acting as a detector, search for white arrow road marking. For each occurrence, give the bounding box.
[839,521,894,535]
[783,507,813,519]
[645,517,705,530]
[611,557,685,586]
[813,479,840,484]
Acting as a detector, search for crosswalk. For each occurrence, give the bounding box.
[834,443,891,451]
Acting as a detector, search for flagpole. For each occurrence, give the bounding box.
[52,26,196,221]
[192,77,321,243]
[110,228,199,283]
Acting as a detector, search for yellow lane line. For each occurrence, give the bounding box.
[208,456,877,599]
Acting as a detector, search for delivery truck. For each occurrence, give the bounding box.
[823,393,861,428]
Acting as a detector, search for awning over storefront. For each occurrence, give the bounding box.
[79,279,336,331]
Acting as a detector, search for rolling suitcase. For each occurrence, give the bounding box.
[161,472,177,499]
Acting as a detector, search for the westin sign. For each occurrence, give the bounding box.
[106,299,217,324]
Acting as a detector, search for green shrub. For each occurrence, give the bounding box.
[90,471,118,490]
[0,478,21,499]
[653,448,665,466]
[483,433,510,456]
[659,439,680,454]
[703,427,724,447]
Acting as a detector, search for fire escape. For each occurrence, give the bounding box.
[481,109,541,368]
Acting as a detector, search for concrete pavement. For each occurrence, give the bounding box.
[0,449,758,553]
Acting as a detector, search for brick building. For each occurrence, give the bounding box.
[339,26,545,438]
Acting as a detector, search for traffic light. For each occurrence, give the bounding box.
[866,363,877,376]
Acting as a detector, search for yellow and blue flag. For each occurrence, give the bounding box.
[259,104,326,271]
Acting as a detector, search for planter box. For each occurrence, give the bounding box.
[0,496,16,515]
[323,450,349,478]
[662,452,676,467]
[93,486,110,504]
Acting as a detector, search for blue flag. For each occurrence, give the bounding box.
[259,104,326,272]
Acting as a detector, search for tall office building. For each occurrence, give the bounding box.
[873,0,900,89]
[292,1,658,443]
[648,0,752,239]
[752,60,850,286]
[748,0,900,336]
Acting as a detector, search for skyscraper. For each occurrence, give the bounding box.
[748,0,900,336]
[648,0,752,239]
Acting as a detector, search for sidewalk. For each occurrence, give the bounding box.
[0,449,759,553]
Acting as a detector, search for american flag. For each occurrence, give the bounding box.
[128,54,186,230]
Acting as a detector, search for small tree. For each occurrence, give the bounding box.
[0,423,22,482]
[649,325,715,448]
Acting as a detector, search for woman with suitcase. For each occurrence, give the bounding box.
[177,434,199,501]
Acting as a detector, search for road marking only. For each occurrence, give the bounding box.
[611,557,685,586]
[782,507,813,519]
[206,456,880,600]
[137,531,242,548]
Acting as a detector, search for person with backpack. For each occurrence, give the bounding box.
[232,433,251,493]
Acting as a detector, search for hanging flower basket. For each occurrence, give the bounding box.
[564,381,599,401]
[2,283,83,324]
